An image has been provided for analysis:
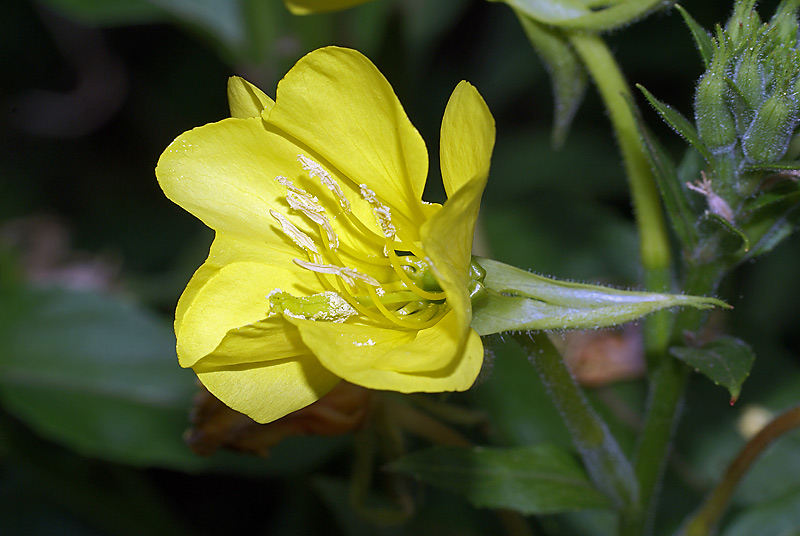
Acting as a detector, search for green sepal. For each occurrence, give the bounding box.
[637,84,713,162]
[675,4,714,68]
[669,336,755,403]
[470,258,728,336]
[514,10,587,148]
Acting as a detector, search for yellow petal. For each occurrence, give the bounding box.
[196,356,341,424]
[265,46,429,223]
[176,254,320,369]
[286,310,483,392]
[440,81,496,197]
[284,0,372,15]
[421,173,490,342]
[156,117,302,241]
[228,76,275,118]
[175,232,303,334]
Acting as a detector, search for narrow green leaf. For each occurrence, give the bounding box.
[675,4,714,68]
[626,93,699,249]
[499,0,670,32]
[744,161,800,171]
[515,11,587,147]
[388,444,611,514]
[637,84,713,162]
[471,257,728,336]
[670,336,755,403]
[703,212,752,252]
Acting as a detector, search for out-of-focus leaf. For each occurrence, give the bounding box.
[722,489,800,536]
[496,0,669,31]
[637,84,713,162]
[0,286,348,473]
[675,4,713,68]
[0,286,199,468]
[469,338,572,448]
[627,93,699,249]
[39,0,166,25]
[670,337,755,403]
[515,11,587,147]
[471,257,727,336]
[388,444,611,514]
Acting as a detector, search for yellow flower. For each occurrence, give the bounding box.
[156,46,495,423]
[283,0,372,15]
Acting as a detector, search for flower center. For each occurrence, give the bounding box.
[268,154,447,330]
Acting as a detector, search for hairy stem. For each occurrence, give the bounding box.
[568,32,671,274]
[514,332,638,510]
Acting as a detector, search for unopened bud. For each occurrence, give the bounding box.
[695,69,738,153]
[743,90,799,163]
[732,56,765,132]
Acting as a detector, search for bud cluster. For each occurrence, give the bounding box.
[695,0,800,167]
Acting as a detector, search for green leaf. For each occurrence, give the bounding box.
[670,336,755,403]
[744,161,800,171]
[497,0,670,32]
[637,84,713,162]
[627,93,699,249]
[471,257,728,336]
[722,489,800,536]
[0,285,347,473]
[703,211,752,252]
[387,444,611,514]
[0,286,200,468]
[515,11,587,147]
[675,4,714,68]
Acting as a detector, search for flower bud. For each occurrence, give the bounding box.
[695,68,738,153]
[732,56,765,132]
[743,90,799,163]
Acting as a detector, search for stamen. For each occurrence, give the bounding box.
[270,210,318,254]
[286,191,339,250]
[360,184,396,238]
[297,154,351,213]
[386,245,446,301]
[366,286,438,329]
[294,258,382,289]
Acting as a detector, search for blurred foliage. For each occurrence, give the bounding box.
[1,0,799,535]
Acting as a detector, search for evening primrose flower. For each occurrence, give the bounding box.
[156,47,494,424]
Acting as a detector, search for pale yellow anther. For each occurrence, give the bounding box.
[270,209,318,254]
[294,258,382,289]
[297,154,351,212]
[360,184,396,238]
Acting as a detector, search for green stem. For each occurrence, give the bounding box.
[678,406,800,536]
[568,32,671,274]
[514,332,638,510]
[621,263,725,535]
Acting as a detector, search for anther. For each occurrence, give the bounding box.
[297,154,351,212]
[360,184,396,238]
[270,210,319,253]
